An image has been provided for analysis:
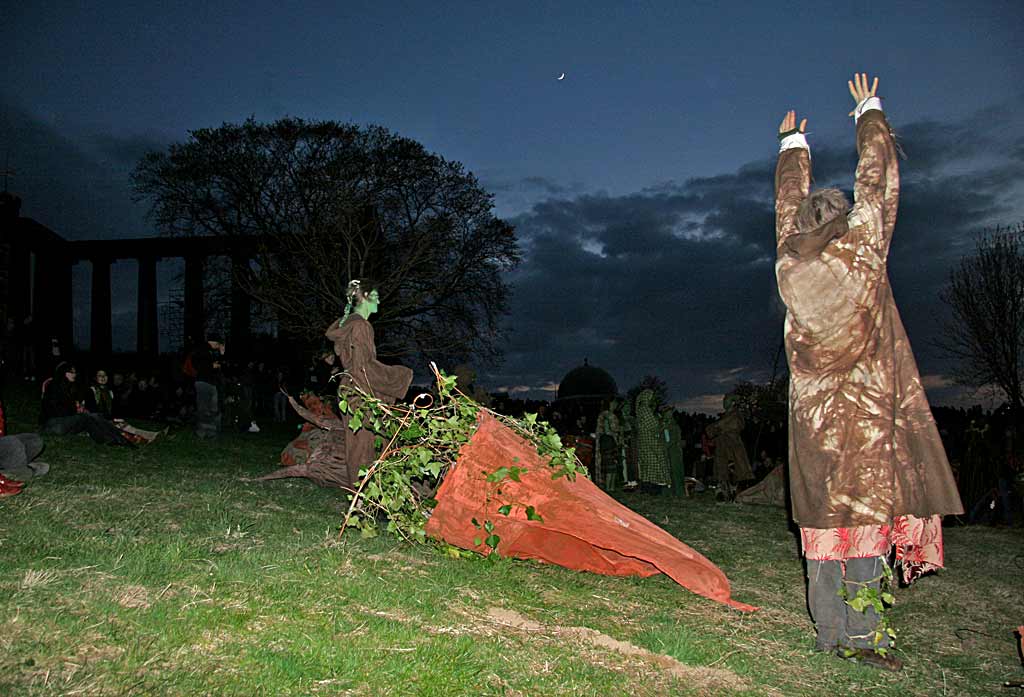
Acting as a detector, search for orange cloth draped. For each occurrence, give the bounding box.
[425,412,755,611]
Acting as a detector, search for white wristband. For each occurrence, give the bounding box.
[854,96,882,122]
[779,132,809,152]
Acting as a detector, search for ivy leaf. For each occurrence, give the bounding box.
[485,534,500,548]
[471,517,480,528]
[402,424,425,440]
[486,467,509,483]
[525,506,543,522]
[338,398,349,413]
[473,537,482,547]
[348,413,363,431]
[497,504,512,516]
[881,592,895,605]
[507,467,525,482]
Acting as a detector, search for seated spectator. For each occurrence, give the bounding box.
[128,376,157,418]
[87,368,162,443]
[0,432,49,482]
[111,372,130,417]
[0,396,46,493]
[40,362,133,447]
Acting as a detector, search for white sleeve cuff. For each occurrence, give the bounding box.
[854,96,883,121]
[779,132,809,152]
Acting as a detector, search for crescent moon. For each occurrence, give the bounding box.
[557,73,565,80]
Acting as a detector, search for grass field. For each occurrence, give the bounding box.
[1,392,1021,695]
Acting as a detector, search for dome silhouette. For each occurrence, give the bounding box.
[556,359,618,401]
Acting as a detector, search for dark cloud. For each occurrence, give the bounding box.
[0,96,160,240]
[483,97,1024,409]
[89,132,167,168]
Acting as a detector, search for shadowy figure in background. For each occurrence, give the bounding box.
[192,334,225,439]
[595,398,621,490]
[774,73,963,671]
[662,405,686,496]
[705,395,753,500]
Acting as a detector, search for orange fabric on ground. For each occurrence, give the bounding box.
[425,413,756,611]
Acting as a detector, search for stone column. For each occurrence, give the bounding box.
[230,253,251,354]
[90,257,112,356]
[137,256,159,356]
[183,254,204,346]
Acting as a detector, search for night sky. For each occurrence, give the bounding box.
[3,1,1023,410]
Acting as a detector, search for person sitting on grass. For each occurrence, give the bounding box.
[87,368,163,444]
[40,361,133,447]
[0,395,47,494]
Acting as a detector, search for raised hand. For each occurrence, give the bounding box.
[848,73,879,115]
[779,110,807,137]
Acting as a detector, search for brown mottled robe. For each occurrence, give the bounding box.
[326,314,413,483]
[260,314,412,489]
[775,110,963,529]
[705,408,754,485]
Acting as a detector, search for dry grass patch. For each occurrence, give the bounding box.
[463,605,751,694]
[18,568,60,590]
[113,584,152,609]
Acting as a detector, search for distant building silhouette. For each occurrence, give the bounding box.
[0,193,257,371]
[554,359,619,434]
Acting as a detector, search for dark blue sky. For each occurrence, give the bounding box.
[3,1,1023,409]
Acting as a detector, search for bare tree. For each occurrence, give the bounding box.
[133,118,520,365]
[939,222,1024,418]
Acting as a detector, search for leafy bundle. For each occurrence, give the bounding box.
[337,365,585,544]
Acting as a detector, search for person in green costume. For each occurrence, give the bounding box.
[635,389,671,491]
[595,398,621,490]
[661,405,686,496]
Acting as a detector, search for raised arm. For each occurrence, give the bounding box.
[848,73,899,252]
[775,110,811,249]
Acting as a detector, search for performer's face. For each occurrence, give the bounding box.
[362,290,380,316]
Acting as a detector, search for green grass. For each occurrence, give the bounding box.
[1,392,1021,695]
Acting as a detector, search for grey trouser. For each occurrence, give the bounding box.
[807,556,889,651]
[195,381,221,438]
[0,434,44,480]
